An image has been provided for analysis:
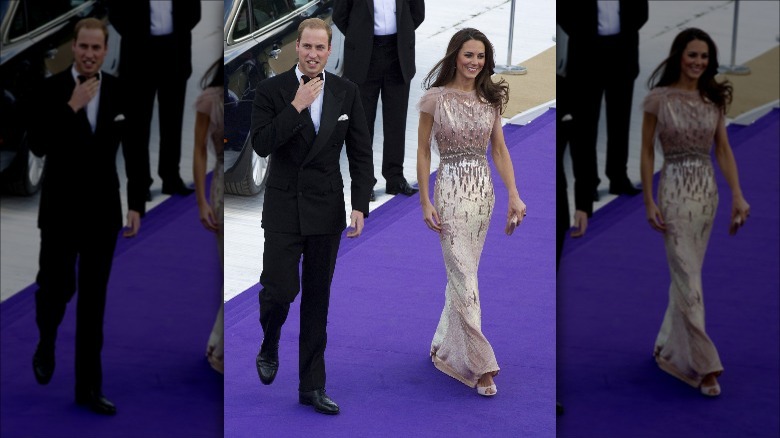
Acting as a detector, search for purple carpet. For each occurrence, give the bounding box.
[224,110,557,437]
[557,109,780,437]
[1,175,223,438]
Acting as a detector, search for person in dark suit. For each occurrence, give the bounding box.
[333,0,425,200]
[108,0,201,198]
[555,24,593,268]
[251,18,376,415]
[26,18,147,416]
[559,0,648,199]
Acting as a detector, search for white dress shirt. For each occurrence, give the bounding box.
[597,0,621,36]
[150,1,174,36]
[70,66,100,133]
[295,64,325,134]
[373,0,397,36]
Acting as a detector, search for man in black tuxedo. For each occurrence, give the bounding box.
[251,18,376,415]
[108,0,201,198]
[26,18,147,416]
[559,0,648,198]
[556,37,593,267]
[333,0,425,201]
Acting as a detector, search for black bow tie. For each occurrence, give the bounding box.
[301,73,324,84]
[77,73,100,84]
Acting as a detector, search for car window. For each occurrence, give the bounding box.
[251,0,273,30]
[9,2,25,38]
[224,0,234,27]
[252,0,296,29]
[9,0,89,40]
[232,0,251,40]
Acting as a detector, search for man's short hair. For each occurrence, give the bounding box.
[297,18,332,46]
[74,18,108,45]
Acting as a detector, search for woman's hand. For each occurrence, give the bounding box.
[421,201,442,233]
[645,201,666,233]
[729,196,750,235]
[504,196,526,236]
[199,203,218,233]
[508,196,527,224]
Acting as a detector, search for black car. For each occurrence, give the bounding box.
[0,0,120,196]
[223,0,344,196]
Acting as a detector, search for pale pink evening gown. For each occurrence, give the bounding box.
[644,86,724,387]
[419,87,502,387]
[195,86,224,374]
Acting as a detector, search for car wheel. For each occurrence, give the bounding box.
[2,137,44,196]
[224,134,269,196]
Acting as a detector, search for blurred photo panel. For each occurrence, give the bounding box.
[0,1,224,436]
[557,1,780,436]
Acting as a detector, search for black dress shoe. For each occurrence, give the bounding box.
[161,180,194,196]
[369,189,376,202]
[609,180,641,196]
[256,346,279,385]
[386,180,419,196]
[76,391,117,416]
[299,389,340,415]
[32,343,54,385]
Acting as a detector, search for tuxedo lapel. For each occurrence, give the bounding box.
[366,0,374,17]
[302,78,344,167]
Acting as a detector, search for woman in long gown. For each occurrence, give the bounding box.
[193,59,225,374]
[640,28,750,396]
[416,28,527,397]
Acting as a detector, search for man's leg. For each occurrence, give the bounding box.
[298,233,341,414]
[357,76,382,145]
[74,228,118,396]
[604,77,636,188]
[121,70,157,197]
[257,231,305,384]
[73,227,119,415]
[33,229,78,385]
[355,43,387,200]
[157,74,188,190]
[380,62,411,188]
[298,233,340,391]
[570,74,604,201]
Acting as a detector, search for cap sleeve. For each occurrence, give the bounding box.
[193,87,224,155]
[643,87,663,115]
[416,87,441,116]
[195,87,215,115]
[492,104,502,136]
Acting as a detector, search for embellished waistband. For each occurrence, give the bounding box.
[663,151,710,162]
[439,152,487,162]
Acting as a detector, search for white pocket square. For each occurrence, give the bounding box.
[337,114,349,121]
[114,114,126,122]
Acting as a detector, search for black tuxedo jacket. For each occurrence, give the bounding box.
[559,0,648,80]
[250,67,376,236]
[27,69,146,231]
[333,0,425,84]
[108,0,201,78]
